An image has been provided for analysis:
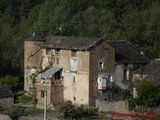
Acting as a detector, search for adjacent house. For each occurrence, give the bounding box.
[96,41,149,101]
[132,59,160,98]
[0,85,14,107]
[24,36,149,109]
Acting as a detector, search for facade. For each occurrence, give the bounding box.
[97,41,149,100]
[24,36,115,108]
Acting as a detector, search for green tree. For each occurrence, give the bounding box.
[0,75,19,91]
[135,80,160,107]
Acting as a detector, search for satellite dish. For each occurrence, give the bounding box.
[31,68,36,74]
[97,76,103,83]
[40,81,44,84]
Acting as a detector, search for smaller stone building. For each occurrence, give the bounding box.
[0,85,14,107]
[132,59,160,98]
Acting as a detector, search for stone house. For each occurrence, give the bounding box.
[108,41,149,91]
[132,59,160,98]
[24,36,115,108]
[96,41,149,100]
[24,36,149,108]
[96,41,149,113]
[0,85,14,107]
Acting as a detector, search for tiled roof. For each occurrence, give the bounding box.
[0,85,14,98]
[41,36,102,50]
[134,59,160,86]
[107,40,149,64]
[25,36,149,64]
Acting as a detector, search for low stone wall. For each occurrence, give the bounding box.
[19,116,59,120]
[0,97,14,107]
[96,100,129,113]
[0,115,11,120]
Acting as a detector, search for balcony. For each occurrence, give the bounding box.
[35,78,63,87]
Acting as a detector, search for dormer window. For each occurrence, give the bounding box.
[71,50,77,57]
[98,61,104,69]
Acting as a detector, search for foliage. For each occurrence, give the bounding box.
[135,80,160,107]
[128,99,136,110]
[56,101,97,119]
[113,87,130,100]
[19,94,33,104]
[0,75,19,91]
[7,106,43,119]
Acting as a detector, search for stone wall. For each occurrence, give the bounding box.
[0,115,11,120]
[0,97,14,107]
[24,40,43,93]
[96,100,129,113]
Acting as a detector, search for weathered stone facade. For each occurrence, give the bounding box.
[35,79,63,108]
[24,40,43,93]
[89,41,115,105]
[24,36,115,107]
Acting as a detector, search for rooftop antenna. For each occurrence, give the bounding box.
[59,26,62,40]
[32,32,35,37]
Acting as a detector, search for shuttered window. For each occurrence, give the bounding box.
[71,58,77,72]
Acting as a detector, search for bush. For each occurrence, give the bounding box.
[128,99,136,110]
[7,107,43,119]
[136,80,160,107]
[19,94,33,104]
[56,101,97,119]
[0,75,19,91]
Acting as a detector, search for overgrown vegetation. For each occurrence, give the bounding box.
[0,75,20,91]
[19,94,34,104]
[134,80,160,107]
[6,106,43,120]
[113,87,130,101]
[56,101,97,119]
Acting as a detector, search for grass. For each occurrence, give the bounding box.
[6,106,43,119]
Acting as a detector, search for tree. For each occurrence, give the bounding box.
[0,75,19,91]
[135,80,160,107]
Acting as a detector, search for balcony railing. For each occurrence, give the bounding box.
[35,78,63,86]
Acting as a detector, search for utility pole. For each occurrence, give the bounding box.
[44,91,47,120]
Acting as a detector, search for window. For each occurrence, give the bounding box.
[54,71,61,80]
[56,57,59,64]
[98,61,104,69]
[71,58,77,72]
[73,76,75,83]
[41,91,45,98]
[108,75,113,88]
[55,49,60,56]
[124,68,129,80]
[73,97,76,101]
[71,50,77,57]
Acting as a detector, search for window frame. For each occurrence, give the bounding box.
[98,61,104,69]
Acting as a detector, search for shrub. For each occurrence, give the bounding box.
[56,101,97,119]
[19,94,33,104]
[7,107,43,119]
